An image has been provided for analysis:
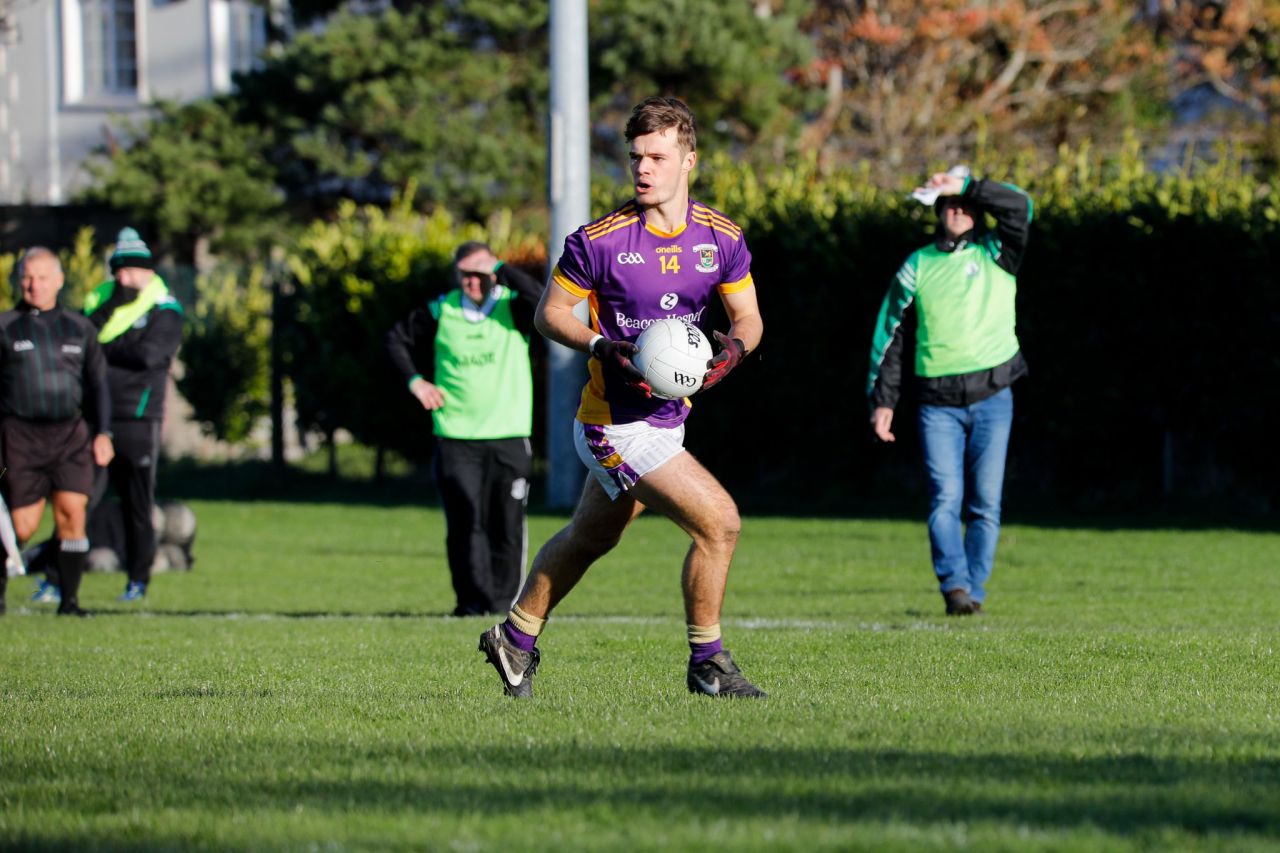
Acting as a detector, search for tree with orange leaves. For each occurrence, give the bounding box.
[798,1,1168,175]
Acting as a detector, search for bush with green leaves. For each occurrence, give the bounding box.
[178,264,273,444]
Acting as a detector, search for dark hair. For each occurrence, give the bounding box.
[454,241,491,263]
[625,96,697,152]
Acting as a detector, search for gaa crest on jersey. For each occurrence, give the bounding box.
[693,244,719,273]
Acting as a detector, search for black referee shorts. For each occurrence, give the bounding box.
[0,418,94,508]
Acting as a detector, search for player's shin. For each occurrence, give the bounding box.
[56,538,89,613]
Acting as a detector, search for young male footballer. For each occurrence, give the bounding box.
[479,96,766,698]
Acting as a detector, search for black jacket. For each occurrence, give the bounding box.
[386,262,544,385]
[86,283,184,422]
[0,303,110,433]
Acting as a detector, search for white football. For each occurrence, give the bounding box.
[632,318,713,400]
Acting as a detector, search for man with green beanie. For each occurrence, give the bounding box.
[83,228,184,602]
[385,242,544,616]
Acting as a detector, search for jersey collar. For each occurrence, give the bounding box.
[639,201,690,238]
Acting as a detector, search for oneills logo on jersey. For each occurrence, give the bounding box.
[617,252,645,264]
[659,292,679,310]
[12,340,33,352]
[693,244,719,273]
[62,344,83,354]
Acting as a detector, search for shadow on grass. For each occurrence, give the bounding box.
[6,744,1278,848]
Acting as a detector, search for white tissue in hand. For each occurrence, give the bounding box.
[911,186,941,206]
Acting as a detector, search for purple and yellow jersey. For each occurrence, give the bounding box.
[553,199,754,427]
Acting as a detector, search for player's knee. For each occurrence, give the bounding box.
[572,524,624,560]
[695,503,740,551]
[12,519,39,543]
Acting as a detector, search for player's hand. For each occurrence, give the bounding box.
[410,378,446,411]
[93,433,115,467]
[871,407,896,443]
[701,332,745,392]
[590,337,651,398]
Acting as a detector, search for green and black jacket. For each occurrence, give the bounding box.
[867,178,1034,410]
[84,277,184,422]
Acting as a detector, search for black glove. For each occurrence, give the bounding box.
[702,331,745,391]
[591,336,652,398]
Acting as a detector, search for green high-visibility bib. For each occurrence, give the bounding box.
[429,286,532,440]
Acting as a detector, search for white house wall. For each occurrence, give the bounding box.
[0,0,259,205]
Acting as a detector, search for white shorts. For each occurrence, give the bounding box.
[574,420,685,500]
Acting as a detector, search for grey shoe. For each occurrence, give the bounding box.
[478,624,540,698]
[687,650,767,698]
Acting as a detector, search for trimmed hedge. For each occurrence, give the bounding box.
[684,147,1279,513]
[275,144,1277,512]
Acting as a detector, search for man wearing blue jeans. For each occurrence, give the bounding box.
[867,166,1033,615]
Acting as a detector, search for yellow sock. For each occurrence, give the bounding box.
[687,623,721,645]
[508,603,547,637]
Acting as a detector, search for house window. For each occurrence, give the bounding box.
[227,2,266,75]
[80,0,137,95]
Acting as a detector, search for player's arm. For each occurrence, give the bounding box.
[537,275,649,393]
[719,284,762,354]
[702,284,761,391]
[534,279,595,352]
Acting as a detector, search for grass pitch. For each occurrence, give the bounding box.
[1,497,1277,850]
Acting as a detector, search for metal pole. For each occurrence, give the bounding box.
[546,0,590,508]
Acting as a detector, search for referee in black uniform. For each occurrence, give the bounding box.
[0,248,114,616]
